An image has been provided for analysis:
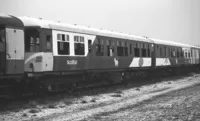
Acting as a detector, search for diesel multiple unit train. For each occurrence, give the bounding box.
[0,14,200,97]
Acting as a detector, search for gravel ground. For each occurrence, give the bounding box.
[0,73,200,121]
[84,82,200,121]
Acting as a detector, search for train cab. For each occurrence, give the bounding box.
[0,14,24,77]
[19,17,53,73]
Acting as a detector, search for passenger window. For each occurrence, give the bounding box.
[160,47,163,57]
[88,39,92,53]
[142,44,146,57]
[147,45,150,57]
[57,41,69,55]
[130,44,132,55]
[117,41,122,56]
[107,40,114,56]
[124,42,128,56]
[57,34,70,55]
[134,43,140,57]
[62,34,65,41]
[74,36,85,55]
[57,34,62,40]
[46,35,52,52]
[95,38,104,56]
[171,48,176,57]
[156,46,160,57]
[163,47,167,57]
[185,52,187,58]
[168,47,171,57]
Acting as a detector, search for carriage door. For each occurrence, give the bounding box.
[5,28,24,74]
[0,27,6,74]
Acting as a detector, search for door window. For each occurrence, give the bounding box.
[0,28,5,52]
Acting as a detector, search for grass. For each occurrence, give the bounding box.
[135,88,140,91]
[47,104,57,109]
[22,113,28,117]
[29,108,41,113]
[28,100,38,108]
[115,90,122,94]
[81,100,87,104]
[91,98,97,102]
[64,100,72,105]
[111,94,122,97]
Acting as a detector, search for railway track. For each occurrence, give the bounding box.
[0,69,199,111]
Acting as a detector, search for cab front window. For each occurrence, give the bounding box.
[25,28,40,52]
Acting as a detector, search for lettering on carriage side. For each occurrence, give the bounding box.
[67,60,77,65]
[35,56,43,63]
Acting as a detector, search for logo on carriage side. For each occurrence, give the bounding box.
[164,58,168,64]
[138,58,144,67]
[114,58,119,67]
[67,60,77,65]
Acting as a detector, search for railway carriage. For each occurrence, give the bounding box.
[20,16,154,73]
[150,38,200,67]
[0,14,24,77]
[0,13,200,96]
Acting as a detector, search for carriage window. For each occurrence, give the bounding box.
[58,42,69,55]
[176,48,179,58]
[57,34,62,40]
[46,35,52,52]
[117,41,123,56]
[177,48,181,58]
[188,52,191,58]
[171,48,176,57]
[147,45,150,57]
[163,47,166,57]
[185,52,187,58]
[25,28,40,52]
[134,43,140,57]
[88,39,92,53]
[62,34,65,41]
[96,38,104,56]
[74,36,85,55]
[107,40,114,56]
[181,50,184,58]
[130,44,132,54]
[124,42,128,56]
[117,41,128,56]
[57,34,70,55]
[142,44,146,57]
[160,47,163,57]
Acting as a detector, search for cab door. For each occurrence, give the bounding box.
[0,27,6,75]
[6,28,24,74]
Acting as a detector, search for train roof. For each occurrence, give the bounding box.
[0,13,24,28]
[19,16,151,43]
[149,38,200,49]
[19,16,200,49]
[150,38,190,47]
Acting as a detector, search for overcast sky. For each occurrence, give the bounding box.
[0,0,199,45]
